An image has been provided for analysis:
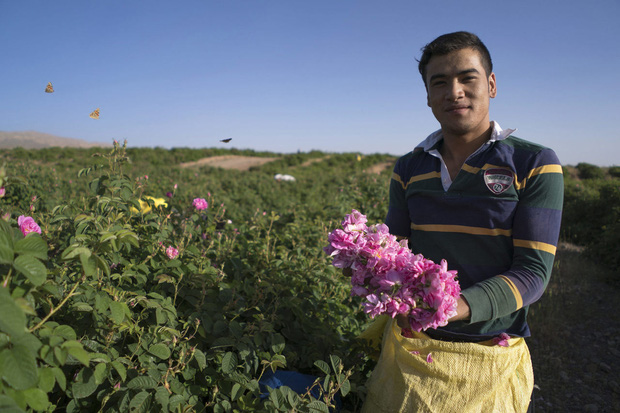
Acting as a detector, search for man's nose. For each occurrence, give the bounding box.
[446,80,465,101]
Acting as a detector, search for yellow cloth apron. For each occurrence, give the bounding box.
[360,316,534,413]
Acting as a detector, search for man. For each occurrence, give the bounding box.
[361,32,563,412]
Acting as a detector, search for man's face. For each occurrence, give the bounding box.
[425,47,497,139]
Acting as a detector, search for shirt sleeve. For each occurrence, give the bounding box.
[461,148,564,323]
[385,158,411,238]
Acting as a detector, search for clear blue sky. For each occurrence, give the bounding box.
[1,0,619,166]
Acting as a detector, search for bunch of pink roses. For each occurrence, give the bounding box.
[323,210,461,332]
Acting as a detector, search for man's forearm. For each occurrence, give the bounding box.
[448,296,471,322]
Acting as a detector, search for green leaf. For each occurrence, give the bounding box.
[314,360,330,375]
[127,376,158,390]
[221,352,237,374]
[38,367,56,393]
[129,390,152,413]
[307,400,330,413]
[72,367,98,399]
[269,388,284,409]
[168,394,185,411]
[94,253,111,277]
[154,386,170,410]
[193,349,206,370]
[329,354,342,374]
[111,360,127,381]
[323,374,331,391]
[61,246,91,261]
[0,230,14,264]
[54,325,77,341]
[12,255,47,286]
[52,366,66,391]
[0,394,20,409]
[73,302,93,312]
[271,333,285,354]
[287,390,300,408]
[230,383,243,401]
[340,379,351,397]
[14,235,47,260]
[14,297,36,316]
[94,362,108,385]
[53,347,67,365]
[147,343,171,360]
[1,345,38,390]
[23,387,49,412]
[214,400,232,413]
[0,295,26,337]
[109,301,125,324]
[89,352,111,363]
[79,253,97,277]
[63,342,90,366]
[155,308,167,325]
[12,333,42,354]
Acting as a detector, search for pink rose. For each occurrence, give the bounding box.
[166,246,178,259]
[0,187,5,197]
[493,333,511,347]
[18,215,42,236]
[192,198,208,211]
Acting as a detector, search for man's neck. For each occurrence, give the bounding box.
[439,123,493,179]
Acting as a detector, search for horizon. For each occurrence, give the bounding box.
[1,1,619,167]
[0,130,615,169]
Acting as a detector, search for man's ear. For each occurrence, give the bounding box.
[489,73,497,98]
[426,90,431,107]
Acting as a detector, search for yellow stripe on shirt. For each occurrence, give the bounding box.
[411,223,512,237]
[498,275,523,310]
[461,163,506,175]
[513,239,557,255]
[393,171,441,190]
[461,163,563,191]
[514,164,563,190]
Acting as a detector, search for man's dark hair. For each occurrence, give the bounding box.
[417,31,493,86]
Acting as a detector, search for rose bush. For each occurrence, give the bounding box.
[0,142,393,412]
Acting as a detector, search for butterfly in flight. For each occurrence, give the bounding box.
[45,82,54,93]
[89,108,100,119]
[220,138,232,143]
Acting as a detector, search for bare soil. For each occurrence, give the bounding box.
[179,155,280,171]
[528,243,620,412]
[179,155,394,174]
[365,161,394,174]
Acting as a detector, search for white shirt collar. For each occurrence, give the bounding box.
[416,121,516,152]
[416,121,517,191]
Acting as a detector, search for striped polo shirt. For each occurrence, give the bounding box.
[385,122,564,340]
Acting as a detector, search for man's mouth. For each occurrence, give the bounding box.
[446,105,469,114]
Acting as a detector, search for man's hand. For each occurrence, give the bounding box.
[396,314,409,330]
[396,295,471,331]
[448,296,471,322]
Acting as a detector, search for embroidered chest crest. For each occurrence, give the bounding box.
[484,168,514,194]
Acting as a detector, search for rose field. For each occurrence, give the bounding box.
[0,142,618,412]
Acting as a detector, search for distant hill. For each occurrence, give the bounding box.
[0,131,110,149]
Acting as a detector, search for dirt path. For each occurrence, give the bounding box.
[365,160,394,174]
[178,154,394,175]
[529,243,620,412]
[179,155,280,171]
